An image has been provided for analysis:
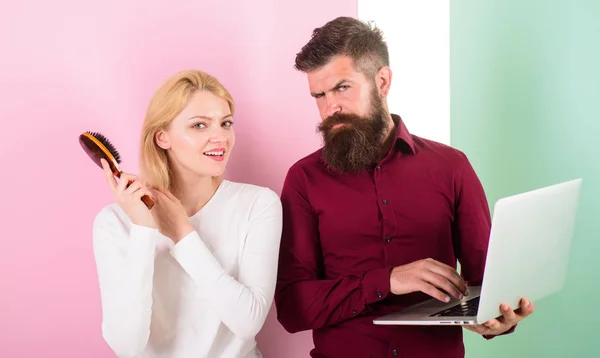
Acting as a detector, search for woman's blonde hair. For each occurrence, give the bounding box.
[139,69,234,191]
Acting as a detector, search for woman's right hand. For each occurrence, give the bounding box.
[101,158,156,228]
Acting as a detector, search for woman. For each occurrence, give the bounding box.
[92,69,282,358]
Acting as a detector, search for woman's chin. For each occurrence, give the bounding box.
[193,169,225,178]
[197,165,227,178]
[189,156,229,178]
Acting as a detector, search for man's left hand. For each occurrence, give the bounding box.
[464,297,535,336]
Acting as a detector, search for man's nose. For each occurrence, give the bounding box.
[325,97,341,118]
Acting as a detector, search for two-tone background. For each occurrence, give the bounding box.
[1,1,598,357]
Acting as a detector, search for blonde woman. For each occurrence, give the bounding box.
[92,70,282,358]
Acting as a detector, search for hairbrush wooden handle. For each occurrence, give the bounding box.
[141,193,155,210]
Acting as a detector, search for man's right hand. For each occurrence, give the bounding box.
[389,258,468,302]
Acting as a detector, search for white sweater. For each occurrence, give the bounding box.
[92,180,283,358]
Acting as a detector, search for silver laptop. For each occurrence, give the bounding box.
[373,178,582,326]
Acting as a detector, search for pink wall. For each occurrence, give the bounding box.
[0,1,356,357]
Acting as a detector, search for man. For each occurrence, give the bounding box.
[274,16,535,358]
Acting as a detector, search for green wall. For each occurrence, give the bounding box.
[450,1,600,357]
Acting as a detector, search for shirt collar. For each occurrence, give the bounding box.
[391,114,416,154]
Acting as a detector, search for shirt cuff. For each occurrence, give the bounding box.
[361,267,393,305]
[169,231,225,286]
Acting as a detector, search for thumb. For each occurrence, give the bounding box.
[149,188,163,202]
[160,188,178,202]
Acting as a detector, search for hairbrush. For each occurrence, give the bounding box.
[79,131,154,209]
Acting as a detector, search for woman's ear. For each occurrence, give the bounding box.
[155,130,171,150]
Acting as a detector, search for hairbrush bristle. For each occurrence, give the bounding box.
[87,131,121,164]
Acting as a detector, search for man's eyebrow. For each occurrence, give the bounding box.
[310,79,349,98]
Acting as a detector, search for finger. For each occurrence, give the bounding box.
[421,271,464,300]
[483,318,502,332]
[161,188,179,202]
[419,282,452,303]
[101,159,118,191]
[133,187,153,202]
[500,303,517,324]
[150,188,167,202]
[425,259,467,294]
[424,258,464,279]
[117,172,138,186]
[117,173,138,194]
[515,298,535,317]
[124,180,142,196]
[117,176,131,194]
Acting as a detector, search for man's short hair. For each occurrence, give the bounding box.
[295,16,390,78]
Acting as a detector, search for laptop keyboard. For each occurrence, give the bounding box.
[429,297,480,317]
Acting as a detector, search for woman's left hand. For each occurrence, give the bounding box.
[149,188,195,243]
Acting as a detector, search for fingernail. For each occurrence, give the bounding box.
[502,304,509,311]
[465,289,470,296]
[444,296,450,302]
[459,294,464,300]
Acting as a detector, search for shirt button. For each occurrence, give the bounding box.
[386,236,391,243]
[382,199,388,205]
[392,349,398,355]
[377,291,383,298]
[376,166,382,171]
[352,310,358,315]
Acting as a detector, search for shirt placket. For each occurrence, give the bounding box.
[373,163,396,266]
[374,157,403,357]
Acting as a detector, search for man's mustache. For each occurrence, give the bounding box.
[318,113,362,132]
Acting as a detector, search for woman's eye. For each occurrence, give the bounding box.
[222,120,234,127]
[193,123,206,129]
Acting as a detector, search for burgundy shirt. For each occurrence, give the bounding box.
[275,115,505,358]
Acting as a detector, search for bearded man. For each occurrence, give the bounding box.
[274,16,534,358]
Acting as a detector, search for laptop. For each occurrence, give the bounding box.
[373,178,582,326]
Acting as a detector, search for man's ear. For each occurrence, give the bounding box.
[155,129,171,150]
[375,66,392,98]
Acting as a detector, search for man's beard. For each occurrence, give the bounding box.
[317,92,390,173]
